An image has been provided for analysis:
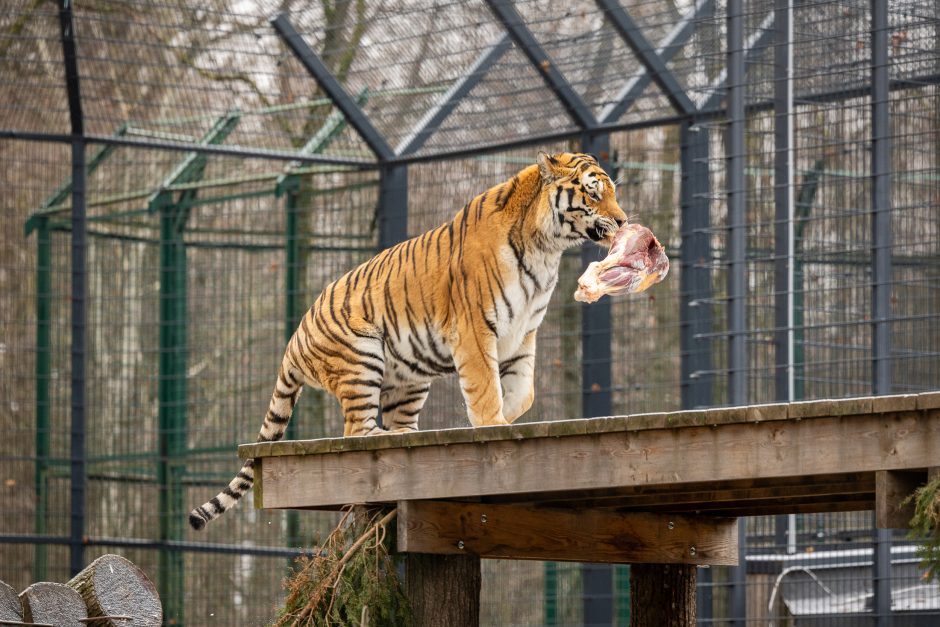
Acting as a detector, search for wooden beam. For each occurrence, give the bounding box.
[491,473,876,511]
[396,501,738,565]
[875,469,925,529]
[255,407,940,510]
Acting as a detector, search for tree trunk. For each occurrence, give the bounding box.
[0,580,22,624]
[630,564,697,627]
[405,553,481,627]
[19,582,87,627]
[66,554,162,626]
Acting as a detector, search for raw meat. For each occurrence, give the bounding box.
[574,223,669,303]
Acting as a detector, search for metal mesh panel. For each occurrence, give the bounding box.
[0,136,73,589]
[0,1,70,134]
[2,0,940,625]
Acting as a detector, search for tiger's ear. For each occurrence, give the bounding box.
[537,152,561,184]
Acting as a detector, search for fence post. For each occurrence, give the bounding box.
[33,218,51,582]
[773,0,796,568]
[726,0,748,408]
[679,119,714,624]
[280,175,304,551]
[282,187,301,435]
[69,138,88,578]
[156,192,188,624]
[726,0,749,623]
[774,0,794,405]
[58,0,88,580]
[580,132,614,626]
[871,0,894,623]
[378,165,408,251]
[150,114,238,623]
[679,121,713,411]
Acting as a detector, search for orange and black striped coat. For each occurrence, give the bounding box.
[190,152,628,529]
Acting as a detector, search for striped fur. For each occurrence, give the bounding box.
[189,152,627,530]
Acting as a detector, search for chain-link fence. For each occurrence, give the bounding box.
[1,0,938,625]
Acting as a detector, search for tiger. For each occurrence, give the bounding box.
[189,152,628,530]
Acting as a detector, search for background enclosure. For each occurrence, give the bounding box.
[1,0,939,624]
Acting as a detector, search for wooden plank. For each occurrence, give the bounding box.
[253,459,263,511]
[258,409,940,510]
[240,392,938,460]
[918,392,940,410]
[396,501,738,565]
[876,469,925,529]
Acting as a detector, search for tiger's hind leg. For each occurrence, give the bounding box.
[381,383,431,433]
[331,336,386,437]
[340,385,383,436]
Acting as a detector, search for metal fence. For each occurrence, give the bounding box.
[1,0,938,625]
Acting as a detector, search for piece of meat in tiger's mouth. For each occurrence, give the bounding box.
[601,229,669,293]
[573,223,670,302]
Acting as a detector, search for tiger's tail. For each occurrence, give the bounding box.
[189,358,304,530]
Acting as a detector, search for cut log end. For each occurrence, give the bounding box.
[20,582,87,627]
[0,579,23,623]
[67,554,162,627]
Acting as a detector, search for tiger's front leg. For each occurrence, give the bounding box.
[500,330,536,423]
[452,331,508,427]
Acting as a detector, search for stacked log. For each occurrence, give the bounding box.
[0,579,23,624]
[19,582,87,627]
[67,555,162,626]
[0,554,161,627]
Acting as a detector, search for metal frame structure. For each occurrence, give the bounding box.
[7,0,940,624]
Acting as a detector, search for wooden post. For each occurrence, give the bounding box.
[405,553,480,627]
[630,564,696,627]
[876,469,924,528]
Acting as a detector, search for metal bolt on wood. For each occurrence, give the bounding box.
[457,541,465,550]
[480,514,487,524]
[668,521,675,530]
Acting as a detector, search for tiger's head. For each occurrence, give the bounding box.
[537,151,628,247]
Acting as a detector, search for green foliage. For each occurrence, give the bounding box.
[907,475,940,581]
[274,508,412,627]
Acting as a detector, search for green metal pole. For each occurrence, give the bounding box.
[544,561,557,625]
[281,176,302,549]
[792,161,823,547]
[149,114,238,625]
[158,192,187,625]
[274,93,363,551]
[283,176,301,438]
[615,564,631,625]
[793,160,824,401]
[33,218,51,582]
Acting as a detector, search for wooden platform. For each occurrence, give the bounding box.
[240,392,940,565]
